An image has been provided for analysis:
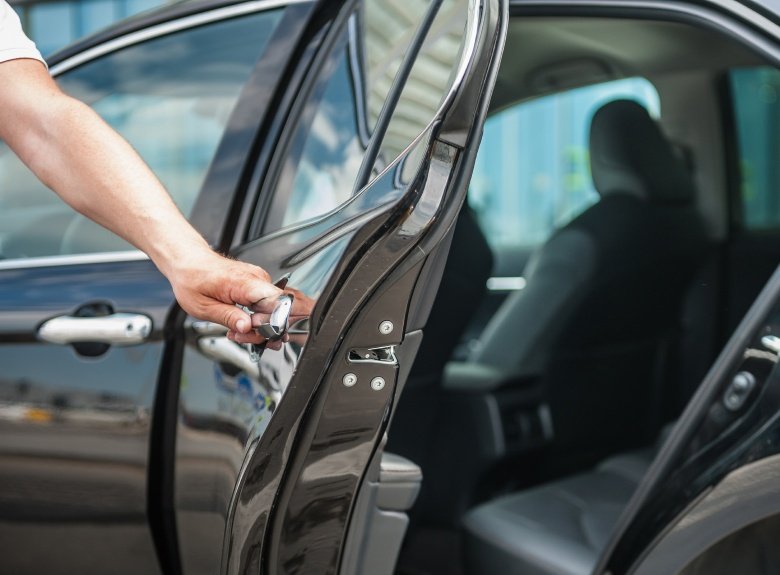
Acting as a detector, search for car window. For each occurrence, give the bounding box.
[469,77,660,250]
[270,0,444,232]
[731,67,780,231]
[370,0,467,175]
[0,10,281,261]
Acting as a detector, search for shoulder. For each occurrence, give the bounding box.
[0,0,46,67]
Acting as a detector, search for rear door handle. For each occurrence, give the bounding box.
[38,313,152,345]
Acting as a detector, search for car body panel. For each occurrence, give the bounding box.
[0,1,311,573]
[0,258,171,574]
[0,1,508,573]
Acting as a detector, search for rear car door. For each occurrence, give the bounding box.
[0,3,311,574]
[174,0,507,573]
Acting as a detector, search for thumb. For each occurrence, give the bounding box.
[216,304,253,334]
[241,282,283,312]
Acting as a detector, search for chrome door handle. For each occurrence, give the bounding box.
[256,294,294,340]
[38,313,152,345]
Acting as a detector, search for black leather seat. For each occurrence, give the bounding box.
[461,100,708,574]
[463,448,653,575]
[467,99,708,460]
[387,206,493,502]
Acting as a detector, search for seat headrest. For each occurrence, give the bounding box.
[589,99,695,204]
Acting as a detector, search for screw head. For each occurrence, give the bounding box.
[379,321,394,335]
[370,377,386,391]
[342,373,357,387]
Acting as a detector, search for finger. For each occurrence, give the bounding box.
[248,295,284,314]
[230,331,266,345]
[212,304,253,333]
[237,281,282,309]
[249,313,272,327]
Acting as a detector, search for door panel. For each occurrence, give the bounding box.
[174,0,505,572]
[0,259,171,575]
[0,5,293,574]
[231,1,504,574]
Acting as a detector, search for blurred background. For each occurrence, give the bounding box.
[10,0,167,55]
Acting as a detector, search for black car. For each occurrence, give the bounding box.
[4,0,780,573]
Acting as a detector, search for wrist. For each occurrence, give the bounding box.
[147,227,215,281]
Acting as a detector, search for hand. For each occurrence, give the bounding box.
[167,249,282,335]
[228,286,316,345]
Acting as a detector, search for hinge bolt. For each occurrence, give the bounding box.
[370,377,386,391]
[343,373,357,387]
[379,321,394,335]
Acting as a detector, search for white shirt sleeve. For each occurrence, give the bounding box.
[0,0,45,66]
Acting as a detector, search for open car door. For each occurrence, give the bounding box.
[173,0,507,573]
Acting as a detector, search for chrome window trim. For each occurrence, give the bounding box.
[0,250,149,271]
[50,0,310,75]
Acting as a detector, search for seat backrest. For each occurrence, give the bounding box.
[387,206,493,468]
[471,99,708,455]
[412,206,494,381]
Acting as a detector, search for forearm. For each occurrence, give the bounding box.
[10,92,210,278]
[0,59,284,332]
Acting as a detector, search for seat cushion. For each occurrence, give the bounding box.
[463,450,653,575]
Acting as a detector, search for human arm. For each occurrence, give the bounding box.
[0,58,280,333]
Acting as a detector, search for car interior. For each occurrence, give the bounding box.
[385,11,780,575]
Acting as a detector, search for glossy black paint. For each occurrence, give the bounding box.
[175,236,343,574]
[263,144,456,575]
[1,1,509,574]
[0,259,174,574]
[248,1,505,572]
[215,150,426,574]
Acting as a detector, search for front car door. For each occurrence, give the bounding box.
[0,3,312,573]
[175,0,507,573]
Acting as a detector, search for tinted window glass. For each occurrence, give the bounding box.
[273,1,433,231]
[469,77,660,249]
[731,67,780,230]
[282,50,365,227]
[274,0,475,232]
[374,0,468,171]
[0,10,281,260]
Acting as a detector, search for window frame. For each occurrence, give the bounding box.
[248,0,453,239]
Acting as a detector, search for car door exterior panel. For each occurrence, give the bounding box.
[0,257,170,575]
[221,1,504,573]
[0,3,298,574]
[171,1,506,574]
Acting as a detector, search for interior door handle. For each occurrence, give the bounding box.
[38,313,152,345]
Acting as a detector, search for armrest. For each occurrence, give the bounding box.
[377,452,422,511]
[443,361,539,392]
